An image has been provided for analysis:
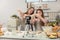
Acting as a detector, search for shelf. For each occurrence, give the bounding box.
[42,8,50,10]
[35,8,50,10]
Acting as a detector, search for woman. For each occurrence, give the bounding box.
[18,7,34,19]
[34,9,47,32]
[18,7,35,31]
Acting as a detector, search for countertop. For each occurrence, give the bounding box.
[0,31,60,40]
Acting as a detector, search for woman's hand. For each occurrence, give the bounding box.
[17,10,24,18]
[30,15,36,24]
[18,9,24,14]
[36,14,47,25]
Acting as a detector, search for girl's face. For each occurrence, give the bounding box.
[28,8,34,15]
[37,10,42,16]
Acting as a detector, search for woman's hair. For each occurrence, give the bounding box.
[36,9,44,18]
[25,7,34,15]
[36,9,45,26]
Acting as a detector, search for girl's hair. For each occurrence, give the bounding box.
[25,7,34,15]
[36,9,45,26]
[36,9,44,18]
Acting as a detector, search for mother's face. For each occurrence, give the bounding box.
[28,8,34,15]
[36,10,42,16]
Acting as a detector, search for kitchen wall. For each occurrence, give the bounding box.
[0,0,27,24]
[0,0,60,24]
[31,0,60,12]
[41,0,60,20]
[41,0,60,12]
[31,0,60,20]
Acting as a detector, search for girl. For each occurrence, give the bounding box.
[34,9,47,32]
[18,7,35,31]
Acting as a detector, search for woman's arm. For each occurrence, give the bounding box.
[40,16,46,24]
[18,10,25,20]
[30,14,36,24]
[40,17,47,26]
[18,10,24,16]
[37,15,47,25]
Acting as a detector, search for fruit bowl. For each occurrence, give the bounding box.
[46,32,58,39]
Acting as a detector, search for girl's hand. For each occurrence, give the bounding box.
[17,9,23,12]
[17,9,24,20]
[30,15,36,24]
[18,10,23,15]
[35,14,41,18]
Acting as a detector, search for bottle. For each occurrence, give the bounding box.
[0,24,4,36]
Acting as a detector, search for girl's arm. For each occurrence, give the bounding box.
[18,10,24,19]
[37,15,47,25]
[30,14,36,24]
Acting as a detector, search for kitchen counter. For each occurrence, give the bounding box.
[0,31,60,40]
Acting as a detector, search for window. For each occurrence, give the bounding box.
[26,0,40,3]
[42,0,57,2]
